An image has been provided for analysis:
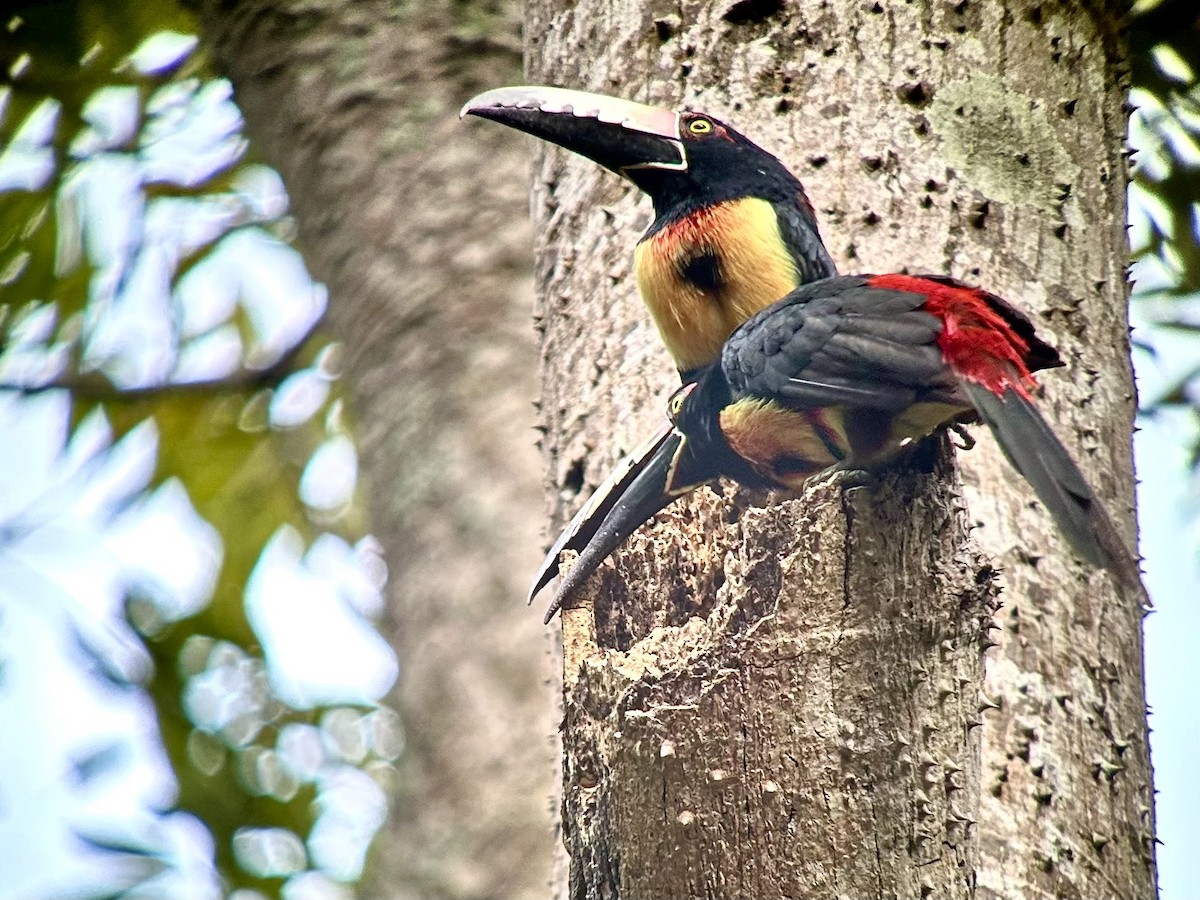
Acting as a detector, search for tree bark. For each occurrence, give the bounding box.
[197,2,555,898]
[524,1,1156,898]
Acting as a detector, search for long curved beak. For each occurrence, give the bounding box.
[528,421,677,605]
[461,86,686,177]
[540,425,715,623]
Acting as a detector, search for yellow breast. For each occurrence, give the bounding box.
[721,397,971,491]
[634,197,800,374]
[719,398,850,491]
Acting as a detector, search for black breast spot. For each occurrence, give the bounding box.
[680,251,723,293]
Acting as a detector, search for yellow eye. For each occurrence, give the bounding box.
[687,117,713,135]
[668,388,689,419]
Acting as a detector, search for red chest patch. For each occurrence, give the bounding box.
[649,205,730,259]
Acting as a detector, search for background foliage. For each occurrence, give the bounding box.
[0,1,1195,898]
[1,4,397,898]
[1130,1,1200,417]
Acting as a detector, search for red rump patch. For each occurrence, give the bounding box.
[868,274,1039,400]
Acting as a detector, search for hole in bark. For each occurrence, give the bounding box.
[809,154,829,168]
[564,458,585,494]
[911,436,942,472]
[896,81,932,107]
[1062,98,1078,117]
[969,200,989,228]
[722,0,784,24]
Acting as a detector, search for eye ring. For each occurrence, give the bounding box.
[687,117,714,135]
[667,385,691,420]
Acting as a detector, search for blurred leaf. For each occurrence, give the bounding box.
[0,4,393,899]
[70,741,129,785]
[1131,1,1200,457]
[74,828,168,861]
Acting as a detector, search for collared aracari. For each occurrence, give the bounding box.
[538,274,1143,622]
[461,86,837,380]
[461,86,838,602]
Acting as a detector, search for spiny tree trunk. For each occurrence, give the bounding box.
[197,2,555,897]
[524,1,1155,897]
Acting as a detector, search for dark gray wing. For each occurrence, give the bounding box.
[721,277,955,412]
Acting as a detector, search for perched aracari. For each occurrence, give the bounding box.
[461,86,838,600]
[461,85,837,380]
[539,274,1144,622]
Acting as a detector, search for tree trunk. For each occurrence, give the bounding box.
[524,1,1156,898]
[197,2,555,897]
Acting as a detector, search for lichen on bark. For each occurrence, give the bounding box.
[926,72,1077,212]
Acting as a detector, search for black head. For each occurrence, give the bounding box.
[630,110,804,224]
[667,370,771,490]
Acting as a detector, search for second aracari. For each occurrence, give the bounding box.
[537,274,1144,621]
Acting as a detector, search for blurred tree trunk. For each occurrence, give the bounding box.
[525,1,1156,897]
[197,1,554,898]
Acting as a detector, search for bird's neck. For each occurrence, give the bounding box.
[634,196,803,376]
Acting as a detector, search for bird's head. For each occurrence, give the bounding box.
[460,86,803,220]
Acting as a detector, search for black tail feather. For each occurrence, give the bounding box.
[963,384,1146,600]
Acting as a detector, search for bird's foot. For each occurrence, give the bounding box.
[806,464,872,493]
[949,423,976,452]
